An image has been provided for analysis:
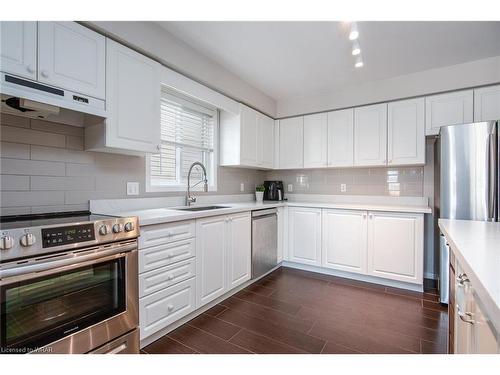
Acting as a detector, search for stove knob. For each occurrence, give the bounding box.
[20,233,36,247]
[0,236,15,250]
[112,223,124,233]
[99,225,110,235]
[124,222,135,232]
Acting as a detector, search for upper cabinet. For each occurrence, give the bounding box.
[0,21,37,80]
[38,22,106,99]
[220,104,274,169]
[279,117,304,169]
[303,113,328,168]
[85,39,161,154]
[354,103,387,166]
[327,108,354,167]
[425,89,473,135]
[387,98,425,166]
[474,85,500,122]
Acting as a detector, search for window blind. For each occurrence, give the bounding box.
[150,89,215,187]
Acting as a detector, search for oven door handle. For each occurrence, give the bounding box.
[0,242,136,283]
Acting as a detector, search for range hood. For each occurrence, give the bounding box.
[0,73,106,118]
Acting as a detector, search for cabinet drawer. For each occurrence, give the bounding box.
[139,238,196,273]
[139,277,196,340]
[139,220,195,249]
[139,258,196,298]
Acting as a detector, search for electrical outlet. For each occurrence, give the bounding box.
[340,183,347,193]
[126,182,140,196]
[240,183,245,192]
[287,184,293,192]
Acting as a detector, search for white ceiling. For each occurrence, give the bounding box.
[157,21,500,101]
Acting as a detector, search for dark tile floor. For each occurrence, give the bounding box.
[142,267,448,354]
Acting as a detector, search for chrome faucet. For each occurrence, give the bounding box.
[186,161,208,206]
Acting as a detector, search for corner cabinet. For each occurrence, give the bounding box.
[425,89,473,135]
[220,104,274,169]
[288,207,321,266]
[196,212,251,307]
[367,211,423,284]
[85,39,161,154]
[0,21,37,80]
[353,103,387,166]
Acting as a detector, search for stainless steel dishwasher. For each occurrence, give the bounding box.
[251,208,278,279]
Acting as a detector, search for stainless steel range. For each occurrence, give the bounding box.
[0,211,140,354]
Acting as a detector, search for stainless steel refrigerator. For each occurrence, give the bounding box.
[436,121,498,304]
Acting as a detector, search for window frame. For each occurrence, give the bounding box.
[145,88,219,193]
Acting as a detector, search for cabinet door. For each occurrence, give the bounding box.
[354,104,387,166]
[288,207,321,266]
[474,85,500,122]
[227,212,251,289]
[277,207,284,263]
[273,120,280,169]
[425,90,473,135]
[257,113,274,168]
[38,22,105,98]
[106,39,161,153]
[322,209,367,274]
[303,113,328,168]
[279,117,304,169]
[327,108,354,167]
[471,296,499,354]
[367,211,423,284]
[0,21,37,80]
[196,215,227,307]
[387,98,425,166]
[240,105,258,166]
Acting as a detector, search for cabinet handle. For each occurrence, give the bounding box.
[40,70,49,78]
[369,214,373,219]
[457,310,475,324]
[362,213,367,219]
[26,65,35,73]
[156,144,161,151]
[167,304,174,312]
[167,275,174,281]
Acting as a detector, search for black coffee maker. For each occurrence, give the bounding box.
[263,181,285,201]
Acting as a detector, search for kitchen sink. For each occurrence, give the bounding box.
[173,205,229,212]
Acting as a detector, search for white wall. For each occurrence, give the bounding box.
[85,21,277,117]
[277,56,500,117]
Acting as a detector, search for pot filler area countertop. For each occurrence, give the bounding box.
[90,194,432,226]
[439,219,500,333]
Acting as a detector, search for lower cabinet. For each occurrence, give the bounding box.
[196,212,251,307]
[367,211,423,284]
[322,209,367,274]
[288,207,322,266]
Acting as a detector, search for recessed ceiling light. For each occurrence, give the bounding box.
[352,41,361,56]
[349,23,359,40]
[355,60,364,68]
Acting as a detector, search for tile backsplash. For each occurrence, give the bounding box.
[0,114,265,215]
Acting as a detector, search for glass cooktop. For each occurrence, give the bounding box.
[0,211,119,230]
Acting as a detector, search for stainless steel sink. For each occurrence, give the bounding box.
[173,205,229,212]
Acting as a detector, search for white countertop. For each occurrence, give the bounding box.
[439,219,500,332]
[287,201,431,214]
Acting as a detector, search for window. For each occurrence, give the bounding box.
[147,88,217,191]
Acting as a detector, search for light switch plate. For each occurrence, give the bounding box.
[341,183,347,193]
[287,184,293,192]
[127,182,140,196]
[240,183,245,192]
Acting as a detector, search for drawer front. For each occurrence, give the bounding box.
[139,277,196,340]
[139,220,195,249]
[139,258,196,298]
[139,238,196,273]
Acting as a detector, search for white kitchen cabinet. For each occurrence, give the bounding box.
[273,120,280,169]
[474,85,500,122]
[279,117,304,169]
[327,108,354,167]
[220,104,274,169]
[38,22,105,99]
[354,103,387,166]
[86,39,161,154]
[196,212,251,307]
[387,98,425,166]
[288,207,321,266]
[0,21,37,80]
[227,212,252,289]
[425,89,473,135]
[322,209,367,274]
[303,113,328,168]
[257,112,274,168]
[471,296,499,354]
[367,211,423,284]
[196,215,227,307]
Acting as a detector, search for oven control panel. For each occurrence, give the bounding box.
[42,224,95,248]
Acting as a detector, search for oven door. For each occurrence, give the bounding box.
[0,241,138,354]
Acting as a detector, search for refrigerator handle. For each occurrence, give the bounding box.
[487,132,497,222]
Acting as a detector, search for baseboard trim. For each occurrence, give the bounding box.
[282,261,423,292]
[139,264,281,349]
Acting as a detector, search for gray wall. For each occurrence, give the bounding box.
[0,114,265,215]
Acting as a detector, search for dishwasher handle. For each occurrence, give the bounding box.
[252,208,278,218]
